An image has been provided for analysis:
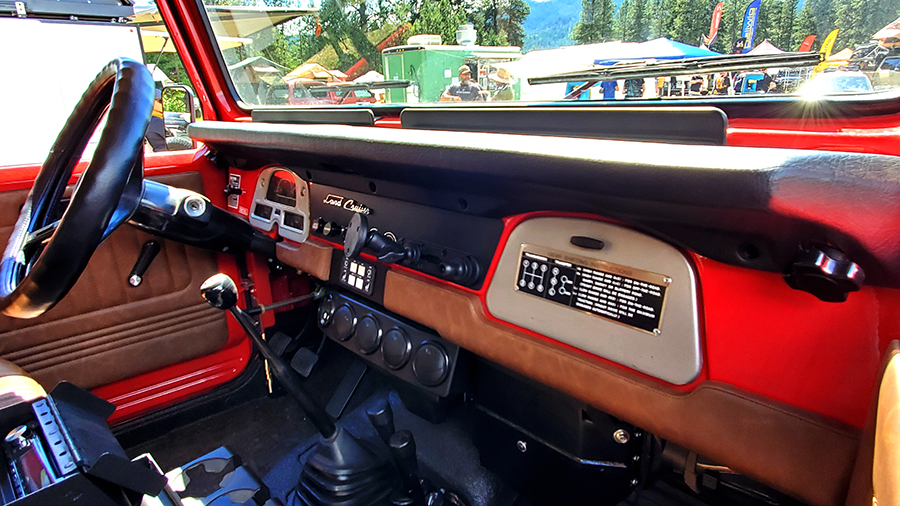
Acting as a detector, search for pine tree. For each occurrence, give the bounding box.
[834,0,867,48]
[754,0,781,47]
[669,0,711,44]
[777,0,797,49]
[869,0,900,39]
[571,0,616,43]
[617,0,632,39]
[657,0,679,39]
[626,0,649,41]
[500,0,530,46]
[411,0,467,44]
[808,0,836,37]
[792,2,817,49]
[715,0,742,51]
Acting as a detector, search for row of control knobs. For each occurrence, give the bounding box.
[319,296,450,387]
[311,217,343,237]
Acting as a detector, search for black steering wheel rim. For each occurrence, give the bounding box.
[0,58,154,319]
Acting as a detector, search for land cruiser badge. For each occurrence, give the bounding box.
[323,194,372,215]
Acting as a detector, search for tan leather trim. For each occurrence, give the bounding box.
[0,358,27,378]
[0,376,45,409]
[874,342,900,506]
[0,172,228,390]
[383,269,859,506]
[276,239,333,280]
[0,359,45,410]
[845,342,900,506]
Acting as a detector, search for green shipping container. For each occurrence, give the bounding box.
[382,44,522,103]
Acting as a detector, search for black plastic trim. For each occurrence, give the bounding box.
[401,106,727,145]
[189,121,900,289]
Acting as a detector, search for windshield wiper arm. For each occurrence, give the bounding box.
[528,52,824,86]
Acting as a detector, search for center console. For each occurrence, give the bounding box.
[0,382,164,505]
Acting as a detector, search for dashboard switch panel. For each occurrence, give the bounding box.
[333,304,357,341]
[340,257,376,295]
[319,290,460,397]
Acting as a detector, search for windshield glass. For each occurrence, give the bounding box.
[200,0,900,105]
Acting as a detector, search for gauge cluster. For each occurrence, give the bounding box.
[249,167,310,243]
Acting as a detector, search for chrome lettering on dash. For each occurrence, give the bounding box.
[323,194,373,215]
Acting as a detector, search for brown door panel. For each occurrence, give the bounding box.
[0,172,228,391]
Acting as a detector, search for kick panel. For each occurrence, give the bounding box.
[486,217,701,385]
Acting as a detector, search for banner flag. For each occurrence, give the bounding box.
[740,0,761,53]
[730,37,747,54]
[798,34,816,51]
[820,29,838,58]
[702,2,725,47]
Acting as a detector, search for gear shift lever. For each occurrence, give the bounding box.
[201,273,398,506]
[201,273,335,437]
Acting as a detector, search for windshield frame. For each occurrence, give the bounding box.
[182,0,900,122]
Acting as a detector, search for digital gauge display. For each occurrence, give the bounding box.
[266,171,297,207]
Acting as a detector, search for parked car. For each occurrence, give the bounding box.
[872,57,900,90]
[798,71,874,96]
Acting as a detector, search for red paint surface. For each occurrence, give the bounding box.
[727,116,900,156]
[694,254,886,428]
[95,340,251,424]
[374,117,403,129]
[476,211,887,428]
[0,151,256,423]
[159,0,243,122]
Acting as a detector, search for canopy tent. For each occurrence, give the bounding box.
[497,42,623,101]
[593,38,720,65]
[873,16,900,40]
[747,40,784,55]
[354,71,384,83]
[284,63,343,82]
[229,56,289,82]
[825,47,853,62]
[813,47,854,73]
[146,64,171,83]
[228,56,290,105]
[140,26,250,53]
[133,5,313,36]
[500,42,623,77]
[873,16,900,46]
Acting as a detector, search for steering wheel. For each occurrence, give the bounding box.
[0,58,154,319]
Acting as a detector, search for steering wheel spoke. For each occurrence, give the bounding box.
[22,220,59,253]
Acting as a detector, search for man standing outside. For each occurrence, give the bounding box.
[599,80,618,100]
[441,65,485,102]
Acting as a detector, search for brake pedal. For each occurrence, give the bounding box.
[290,347,319,378]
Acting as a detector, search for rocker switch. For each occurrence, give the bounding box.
[129,240,161,287]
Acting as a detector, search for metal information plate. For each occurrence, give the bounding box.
[515,244,671,335]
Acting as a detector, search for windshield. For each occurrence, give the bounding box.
[200,0,900,105]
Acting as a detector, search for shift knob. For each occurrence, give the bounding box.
[389,430,424,505]
[201,273,238,310]
[366,398,395,445]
